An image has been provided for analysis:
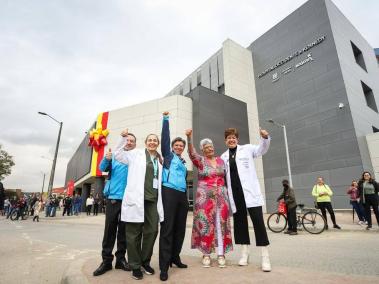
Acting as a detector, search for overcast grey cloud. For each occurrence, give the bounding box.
[1,0,378,192]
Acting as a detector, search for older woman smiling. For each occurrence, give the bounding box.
[185,129,233,268]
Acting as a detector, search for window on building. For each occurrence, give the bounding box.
[373,126,379,133]
[351,41,367,71]
[196,69,201,86]
[361,81,378,113]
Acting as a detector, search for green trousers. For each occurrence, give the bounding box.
[125,200,159,270]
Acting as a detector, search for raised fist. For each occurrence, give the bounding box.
[260,128,269,139]
[121,129,129,137]
[185,129,193,137]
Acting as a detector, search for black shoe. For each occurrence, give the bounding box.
[170,259,188,268]
[289,231,298,235]
[141,264,155,275]
[93,262,112,276]
[333,224,341,229]
[366,225,372,230]
[160,271,168,281]
[283,230,292,234]
[115,259,131,271]
[132,269,143,280]
[325,224,328,230]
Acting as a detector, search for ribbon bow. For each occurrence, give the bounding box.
[88,126,109,152]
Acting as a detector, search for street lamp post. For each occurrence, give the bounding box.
[41,172,46,195]
[267,119,293,187]
[38,112,63,197]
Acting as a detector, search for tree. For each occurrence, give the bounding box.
[0,144,15,181]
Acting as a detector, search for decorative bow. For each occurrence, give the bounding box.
[88,126,109,152]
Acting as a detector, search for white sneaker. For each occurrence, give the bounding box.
[217,256,226,268]
[238,245,249,266]
[261,247,271,272]
[202,255,211,268]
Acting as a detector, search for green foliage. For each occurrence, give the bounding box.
[0,144,15,181]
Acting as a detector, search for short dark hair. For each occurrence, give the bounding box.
[224,128,239,139]
[171,137,186,148]
[127,133,137,142]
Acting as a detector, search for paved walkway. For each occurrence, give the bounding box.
[56,211,379,284]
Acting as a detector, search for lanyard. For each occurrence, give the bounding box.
[150,156,158,178]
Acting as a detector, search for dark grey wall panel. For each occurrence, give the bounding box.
[65,125,94,185]
[187,86,249,200]
[249,0,363,212]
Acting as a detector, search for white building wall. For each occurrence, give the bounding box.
[105,95,193,171]
[222,39,267,211]
[366,133,379,179]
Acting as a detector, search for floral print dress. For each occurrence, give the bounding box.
[189,146,233,255]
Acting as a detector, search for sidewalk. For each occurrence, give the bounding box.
[59,211,379,284]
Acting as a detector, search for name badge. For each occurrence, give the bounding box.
[153,178,159,189]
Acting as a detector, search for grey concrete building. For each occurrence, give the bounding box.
[66,0,379,212]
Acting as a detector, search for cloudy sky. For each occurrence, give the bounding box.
[1,0,378,192]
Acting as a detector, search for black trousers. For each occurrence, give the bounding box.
[102,200,127,264]
[317,202,337,226]
[233,206,269,246]
[86,205,92,215]
[287,206,297,232]
[159,186,188,272]
[93,204,99,215]
[62,206,71,216]
[363,194,379,226]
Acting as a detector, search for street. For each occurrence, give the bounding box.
[0,213,378,283]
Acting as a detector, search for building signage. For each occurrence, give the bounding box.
[258,35,326,79]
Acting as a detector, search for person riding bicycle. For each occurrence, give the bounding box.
[277,180,297,235]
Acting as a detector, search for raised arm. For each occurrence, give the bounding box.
[114,129,130,165]
[161,112,173,159]
[250,128,271,158]
[185,129,202,168]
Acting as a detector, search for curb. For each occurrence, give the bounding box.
[61,256,91,284]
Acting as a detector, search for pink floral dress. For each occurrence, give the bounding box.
[189,146,233,255]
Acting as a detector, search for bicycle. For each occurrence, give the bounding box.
[10,206,29,221]
[267,203,326,234]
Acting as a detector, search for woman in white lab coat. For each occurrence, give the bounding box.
[221,127,271,272]
[114,129,164,280]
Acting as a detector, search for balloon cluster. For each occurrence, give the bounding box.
[88,127,109,152]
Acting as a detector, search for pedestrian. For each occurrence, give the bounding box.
[74,193,82,215]
[312,177,341,230]
[159,112,189,282]
[93,193,100,216]
[30,193,38,216]
[33,198,42,222]
[347,180,366,225]
[4,197,10,216]
[357,171,379,230]
[221,127,271,271]
[93,133,136,277]
[45,196,51,217]
[50,195,58,217]
[186,129,233,269]
[0,181,4,216]
[62,195,72,216]
[6,196,17,219]
[86,194,94,216]
[277,180,297,235]
[114,129,164,280]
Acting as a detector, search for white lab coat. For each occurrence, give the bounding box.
[114,137,164,223]
[221,137,270,213]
